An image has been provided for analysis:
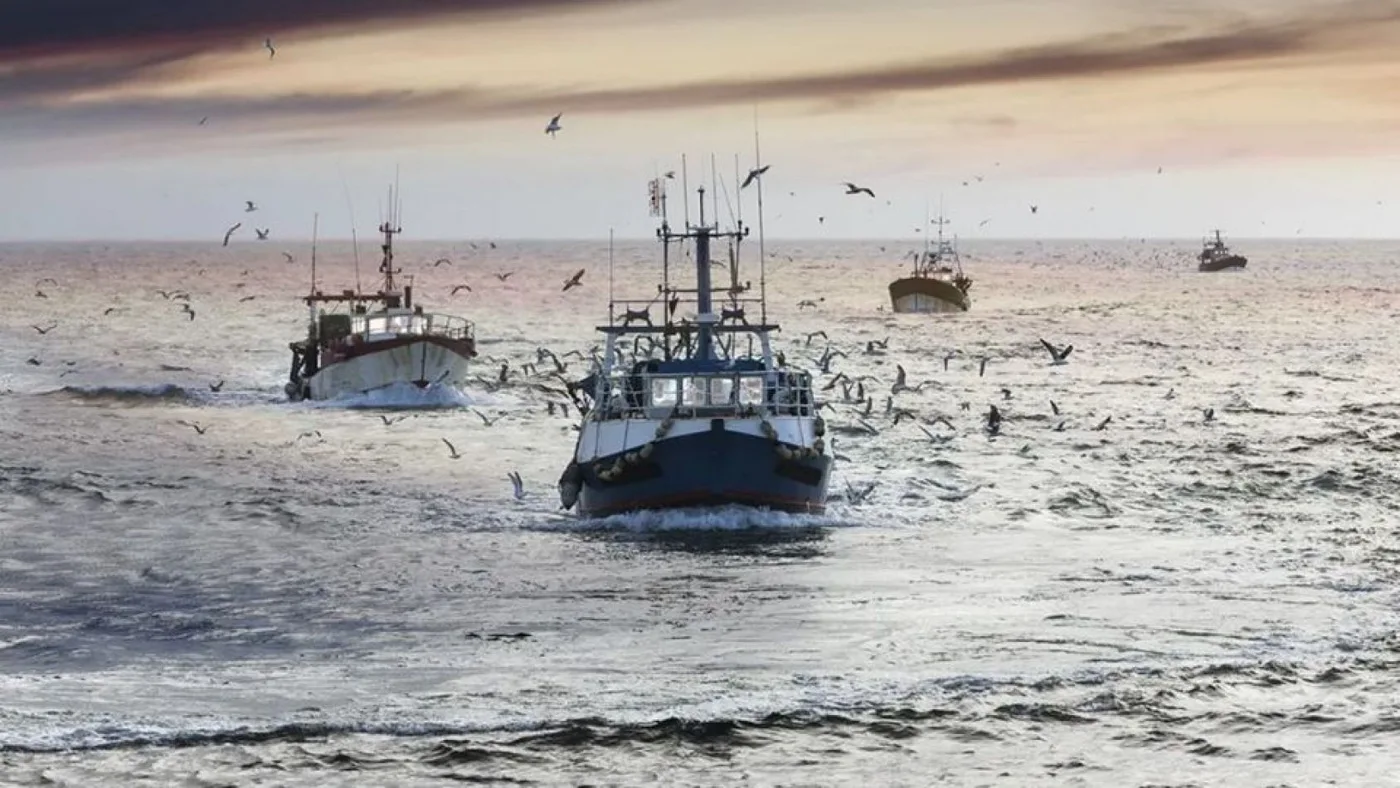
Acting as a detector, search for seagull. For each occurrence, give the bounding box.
[209,380,225,392]
[1029,205,1039,214]
[245,201,257,212]
[986,405,1002,436]
[1050,400,1059,416]
[442,437,462,459]
[473,409,499,427]
[978,356,989,377]
[1093,415,1112,431]
[264,38,276,58]
[1202,407,1215,423]
[31,323,57,335]
[842,182,875,198]
[380,414,408,426]
[180,303,196,321]
[255,228,269,240]
[222,222,241,246]
[545,113,562,138]
[494,271,515,281]
[663,170,676,179]
[198,116,208,126]
[741,165,770,189]
[942,351,955,371]
[562,269,586,292]
[179,420,209,435]
[1039,338,1073,365]
[282,251,295,263]
[451,284,473,295]
[508,471,524,500]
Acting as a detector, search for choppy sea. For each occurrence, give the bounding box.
[2,237,1399,786]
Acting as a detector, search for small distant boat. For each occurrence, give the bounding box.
[888,212,972,313]
[1198,230,1247,272]
[556,157,832,517]
[284,188,478,402]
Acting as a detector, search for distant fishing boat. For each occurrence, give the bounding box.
[556,154,832,517]
[1198,230,1247,272]
[888,211,972,313]
[284,188,478,402]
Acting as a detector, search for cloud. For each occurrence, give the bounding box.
[0,0,647,62]
[4,0,1400,150]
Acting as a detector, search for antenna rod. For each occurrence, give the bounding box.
[681,154,690,228]
[309,212,319,296]
[341,175,363,293]
[752,107,767,325]
[710,153,719,229]
[608,228,615,321]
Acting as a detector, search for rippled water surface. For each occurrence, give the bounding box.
[2,238,1399,786]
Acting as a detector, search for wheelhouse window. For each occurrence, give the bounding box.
[708,377,734,405]
[738,376,764,406]
[650,377,678,407]
[681,377,705,407]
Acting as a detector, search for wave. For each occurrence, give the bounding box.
[42,383,199,405]
[3,654,1385,754]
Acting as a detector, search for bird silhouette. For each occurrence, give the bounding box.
[562,269,586,292]
[442,438,462,459]
[222,223,241,246]
[741,165,770,189]
[545,113,562,137]
[842,182,875,198]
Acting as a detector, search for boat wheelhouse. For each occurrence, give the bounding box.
[557,160,831,517]
[888,212,972,313]
[1198,229,1248,272]
[285,190,477,402]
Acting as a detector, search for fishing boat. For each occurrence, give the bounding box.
[888,212,972,313]
[556,158,832,517]
[1197,230,1247,272]
[284,189,478,402]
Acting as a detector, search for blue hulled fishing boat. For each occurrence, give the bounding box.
[557,157,832,517]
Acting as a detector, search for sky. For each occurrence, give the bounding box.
[3,0,1400,241]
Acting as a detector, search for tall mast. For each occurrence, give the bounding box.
[309,212,319,296]
[378,184,401,294]
[752,110,768,325]
[694,186,714,362]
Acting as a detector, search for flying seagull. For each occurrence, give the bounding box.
[282,251,295,263]
[255,228,269,240]
[545,113,562,138]
[562,268,586,292]
[1039,338,1073,365]
[843,182,875,198]
[245,201,257,212]
[264,38,276,58]
[442,437,462,459]
[222,222,241,246]
[742,165,770,189]
[508,471,524,500]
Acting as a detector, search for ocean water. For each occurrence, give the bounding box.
[2,237,1399,786]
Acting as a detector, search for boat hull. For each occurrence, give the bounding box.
[888,277,971,313]
[569,419,832,517]
[1198,256,1247,272]
[294,337,474,401]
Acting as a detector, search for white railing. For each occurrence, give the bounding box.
[590,370,816,421]
[351,312,474,341]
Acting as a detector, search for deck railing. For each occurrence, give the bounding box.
[351,313,474,342]
[589,370,815,421]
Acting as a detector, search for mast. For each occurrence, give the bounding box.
[309,212,319,296]
[378,184,401,295]
[752,111,768,325]
[694,186,714,362]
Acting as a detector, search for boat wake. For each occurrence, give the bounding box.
[553,504,838,533]
[313,381,477,411]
